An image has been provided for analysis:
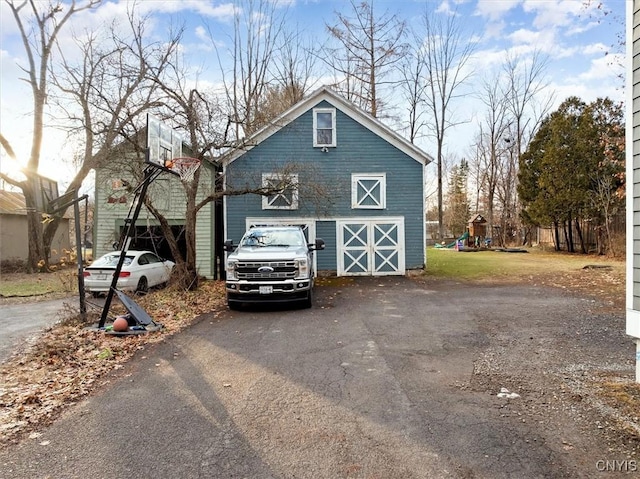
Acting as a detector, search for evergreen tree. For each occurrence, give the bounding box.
[445,159,471,237]
[518,97,624,253]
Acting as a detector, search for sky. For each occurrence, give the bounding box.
[0,0,626,191]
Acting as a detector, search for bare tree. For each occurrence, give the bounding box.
[474,74,510,239]
[503,50,552,160]
[399,40,427,144]
[414,5,476,240]
[43,8,180,260]
[502,50,552,244]
[324,0,407,118]
[253,27,321,127]
[272,27,320,101]
[211,0,289,137]
[1,0,101,272]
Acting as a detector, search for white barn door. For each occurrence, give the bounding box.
[337,218,405,276]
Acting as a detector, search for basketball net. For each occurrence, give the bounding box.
[168,157,201,182]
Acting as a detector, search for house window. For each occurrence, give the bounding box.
[352,173,386,209]
[313,108,336,147]
[262,173,299,210]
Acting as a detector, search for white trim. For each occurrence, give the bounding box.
[261,173,299,210]
[351,173,386,209]
[219,87,433,167]
[223,166,229,242]
[422,162,427,268]
[336,217,405,276]
[628,309,640,338]
[313,107,337,147]
[627,0,637,338]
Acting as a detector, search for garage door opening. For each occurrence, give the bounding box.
[118,225,186,262]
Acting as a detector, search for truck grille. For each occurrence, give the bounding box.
[236,261,297,280]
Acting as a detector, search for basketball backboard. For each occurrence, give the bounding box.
[29,173,59,214]
[146,114,182,169]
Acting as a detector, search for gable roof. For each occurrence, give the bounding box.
[0,189,72,218]
[0,190,28,215]
[220,86,434,167]
[468,214,486,224]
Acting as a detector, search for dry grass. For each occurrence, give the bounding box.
[0,281,227,446]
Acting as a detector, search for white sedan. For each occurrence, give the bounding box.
[83,250,174,296]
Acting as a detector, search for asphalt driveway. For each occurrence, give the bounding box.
[0,276,633,478]
[0,297,74,363]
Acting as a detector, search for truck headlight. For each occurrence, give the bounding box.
[226,259,239,281]
[295,258,309,279]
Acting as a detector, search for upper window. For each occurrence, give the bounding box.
[352,173,386,209]
[262,173,299,210]
[313,108,336,147]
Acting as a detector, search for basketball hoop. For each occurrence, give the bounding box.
[166,157,201,182]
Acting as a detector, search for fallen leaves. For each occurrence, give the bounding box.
[0,280,226,446]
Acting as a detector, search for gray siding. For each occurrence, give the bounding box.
[634,1,640,311]
[225,100,425,271]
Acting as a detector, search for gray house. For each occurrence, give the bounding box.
[0,189,71,265]
[221,86,433,276]
[628,1,640,380]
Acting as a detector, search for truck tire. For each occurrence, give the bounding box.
[302,288,313,308]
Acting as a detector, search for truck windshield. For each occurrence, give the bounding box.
[241,229,303,247]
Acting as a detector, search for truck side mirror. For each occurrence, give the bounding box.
[223,240,235,252]
[309,238,325,251]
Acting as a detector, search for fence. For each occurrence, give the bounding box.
[535,213,625,253]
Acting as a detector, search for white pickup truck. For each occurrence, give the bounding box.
[223,226,325,309]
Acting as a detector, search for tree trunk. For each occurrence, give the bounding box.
[24,184,48,272]
[553,221,561,251]
[574,217,586,254]
[183,181,199,290]
[563,220,573,253]
[437,146,444,241]
[596,227,605,256]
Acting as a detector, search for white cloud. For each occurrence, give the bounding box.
[521,0,601,30]
[508,27,545,45]
[128,0,238,20]
[577,53,624,84]
[482,19,506,40]
[581,42,609,56]
[474,0,520,21]
[195,25,208,42]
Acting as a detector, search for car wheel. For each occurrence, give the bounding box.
[91,292,101,299]
[136,277,149,295]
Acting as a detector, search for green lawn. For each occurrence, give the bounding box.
[0,248,624,297]
[0,269,78,297]
[424,246,622,281]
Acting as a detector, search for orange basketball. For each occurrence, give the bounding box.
[113,316,129,332]
[165,160,174,169]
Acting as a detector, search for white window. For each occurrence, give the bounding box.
[313,108,336,147]
[262,173,299,210]
[352,173,386,209]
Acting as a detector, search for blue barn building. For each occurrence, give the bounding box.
[221,87,432,276]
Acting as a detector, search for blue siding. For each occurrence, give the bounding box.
[225,99,425,272]
[316,220,337,271]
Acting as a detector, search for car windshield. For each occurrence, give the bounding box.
[91,254,134,267]
[241,229,304,247]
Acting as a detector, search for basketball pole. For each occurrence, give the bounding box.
[98,165,161,328]
[48,191,88,322]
